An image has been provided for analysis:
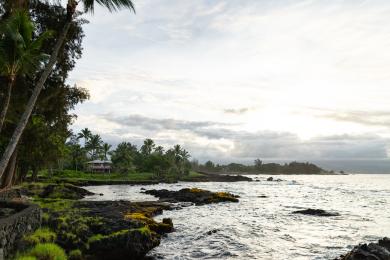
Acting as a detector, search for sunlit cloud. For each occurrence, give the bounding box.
[69,0,390,163]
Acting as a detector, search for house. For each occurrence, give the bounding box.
[86,160,112,173]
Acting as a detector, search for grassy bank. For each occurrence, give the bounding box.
[36,170,206,185]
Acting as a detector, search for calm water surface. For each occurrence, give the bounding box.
[84,174,390,260]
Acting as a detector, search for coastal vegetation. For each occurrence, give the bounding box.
[194,159,327,174]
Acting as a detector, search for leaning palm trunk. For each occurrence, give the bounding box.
[0,21,72,178]
[0,76,15,133]
[1,151,17,189]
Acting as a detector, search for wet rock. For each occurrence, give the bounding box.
[206,229,219,235]
[38,200,173,260]
[337,237,390,260]
[267,177,283,182]
[188,172,252,182]
[292,208,340,217]
[88,228,160,260]
[21,183,94,200]
[144,188,239,205]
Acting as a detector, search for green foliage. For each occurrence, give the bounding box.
[21,243,67,260]
[68,249,82,260]
[0,2,89,185]
[87,234,104,244]
[16,256,37,260]
[24,228,57,245]
[85,134,102,160]
[39,170,155,182]
[198,159,326,174]
[0,10,52,78]
[110,142,137,173]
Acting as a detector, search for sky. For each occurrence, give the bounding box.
[68,0,390,171]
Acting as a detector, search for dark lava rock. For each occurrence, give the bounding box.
[190,172,252,182]
[292,208,340,217]
[0,207,17,217]
[267,177,283,182]
[46,200,174,260]
[337,237,390,260]
[206,229,219,235]
[21,183,94,200]
[144,188,239,205]
[88,228,160,260]
[40,184,95,199]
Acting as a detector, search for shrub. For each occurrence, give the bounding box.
[16,257,37,260]
[28,243,67,260]
[68,249,82,260]
[24,228,57,245]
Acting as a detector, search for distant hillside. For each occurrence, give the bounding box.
[192,160,328,175]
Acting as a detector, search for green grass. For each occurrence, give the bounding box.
[39,169,156,182]
[180,171,205,181]
[38,169,205,183]
[68,249,82,260]
[23,228,57,245]
[18,243,67,260]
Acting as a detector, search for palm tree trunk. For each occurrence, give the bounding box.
[1,151,17,189]
[0,21,72,179]
[0,77,15,133]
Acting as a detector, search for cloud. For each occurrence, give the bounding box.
[69,0,390,167]
[223,107,250,115]
[102,114,234,132]
[321,110,390,127]
[83,114,390,162]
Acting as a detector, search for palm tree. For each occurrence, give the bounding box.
[85,134,102,160]
[77,128,92,146]
[0,11,51,133]
[0,0,135,178]
[154,145,164,155]
[102,143,112,160]
[141,138,155,156]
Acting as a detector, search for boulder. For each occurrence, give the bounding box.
[337,237,390,260]
[292,208,340,217]
[143,188,239,205]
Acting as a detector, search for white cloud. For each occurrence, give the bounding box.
[68,0,390,162]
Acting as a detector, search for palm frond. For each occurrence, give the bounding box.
[82,0,135,13]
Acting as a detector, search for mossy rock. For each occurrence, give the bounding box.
[39,184,94,200]
[124,212,174,234]
[144,188,239,205]
[87,228,160,259]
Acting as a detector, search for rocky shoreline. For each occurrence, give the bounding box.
[1,182,388,260]
[336,237,390,260]
[1,183,241,259]
[34,172,252,186]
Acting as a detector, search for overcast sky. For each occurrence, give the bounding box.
[68,0,390,167]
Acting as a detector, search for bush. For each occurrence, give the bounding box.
[24,228,57,245]
[27,243,67,260]
[16,257,37,260]
[68,249,82,260]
